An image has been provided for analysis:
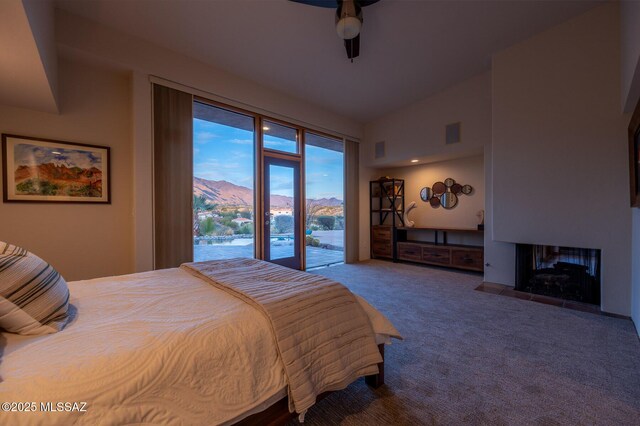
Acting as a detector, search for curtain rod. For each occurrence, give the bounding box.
[148,75,361,143]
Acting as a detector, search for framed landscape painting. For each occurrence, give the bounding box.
[2,134,110,203]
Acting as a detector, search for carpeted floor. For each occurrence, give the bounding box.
[289,260,640,425]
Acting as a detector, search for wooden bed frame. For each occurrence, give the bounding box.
[237,344,385,425]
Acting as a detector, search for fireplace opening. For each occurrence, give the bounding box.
[515,244,601,305]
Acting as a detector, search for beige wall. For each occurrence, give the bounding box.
[492,3,631,315]
[363,73,490,169]
[0,55,133,281]
[381,155,484,242]
[360,73,491,260]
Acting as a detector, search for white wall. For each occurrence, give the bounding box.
[54,10,363,273]
[632,209,640,334]
[0,55,133,281]
[364,73,490,169]
[621,0,640,113]
[621,0,640,338]
[492,3,631,315]
[484,142,515,285]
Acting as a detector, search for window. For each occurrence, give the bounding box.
[192,101,255,261]
[305,132,344,268]
[263,120,299,154]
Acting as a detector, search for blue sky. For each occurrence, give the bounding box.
[15,143,102,170]
[194,118,343,200]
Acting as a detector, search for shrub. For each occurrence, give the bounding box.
[236,223,254,235]
[199,218,215,236]
[317,216,335,230]
[274,215,294,234]
[305,235,320,247]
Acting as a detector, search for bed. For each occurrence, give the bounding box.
[0,258,400,425]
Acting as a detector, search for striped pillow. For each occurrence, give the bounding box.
[0,241,70,335]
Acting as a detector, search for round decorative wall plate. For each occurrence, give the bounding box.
[432,182,446,195]
[441,192,458,209]
[444,178,455,187]
[451,183,463,195]
[420,187,431,201]
[462,184,473,195]
[429,196,441,207]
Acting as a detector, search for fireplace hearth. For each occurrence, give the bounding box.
[515,244,601,305]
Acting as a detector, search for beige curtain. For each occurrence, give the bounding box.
[344,139,359,264]
[153,84,194,269]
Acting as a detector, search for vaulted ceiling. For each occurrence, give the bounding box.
[54,1,602,122]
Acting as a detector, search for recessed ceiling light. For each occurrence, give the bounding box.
[52,151,62,155]
[411,159,419,163]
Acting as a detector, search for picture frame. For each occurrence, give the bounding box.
[630,98,640,208]
[2,134,111,203]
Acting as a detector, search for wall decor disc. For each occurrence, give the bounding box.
[444,178,455,187]
[420,187,432,201]
[451,183,463,194]
[462,184,472,195]
[432,181,446,195]
[441,192,458,209]
[429,196,441,207]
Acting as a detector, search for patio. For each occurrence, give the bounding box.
[194,241,343,269]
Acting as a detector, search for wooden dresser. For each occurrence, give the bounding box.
[395,227,484,272]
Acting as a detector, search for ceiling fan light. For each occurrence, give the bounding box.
[336,16,361,40]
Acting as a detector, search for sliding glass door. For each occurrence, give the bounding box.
[190,99,345,270]
[192,101,256,261]
[263,156,301,269]
[304,133,344,269]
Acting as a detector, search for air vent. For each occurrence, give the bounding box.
[446,122,461,144]
[375,141,385,159]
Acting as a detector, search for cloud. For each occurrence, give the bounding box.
[14,143,102,170]
[230,139,253,145]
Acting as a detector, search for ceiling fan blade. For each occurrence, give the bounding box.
[289,0,339,8]
[357,0,381,6]
[289,0,380,8]
[344,34,360,60]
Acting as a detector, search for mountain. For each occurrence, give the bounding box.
[15,163,102,184]
[14,163,103,197]
[193,177,342,208]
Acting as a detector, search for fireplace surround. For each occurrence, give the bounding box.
[515,244,601,305]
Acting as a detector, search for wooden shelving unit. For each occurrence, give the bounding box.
[395,226,484,272]
[370,179,405,259]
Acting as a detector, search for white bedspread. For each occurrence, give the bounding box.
[0,267,400,425]
[0,268,287,425]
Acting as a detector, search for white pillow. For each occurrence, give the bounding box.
[0,241,70,335]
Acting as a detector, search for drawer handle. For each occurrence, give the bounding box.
[462,257,474,263]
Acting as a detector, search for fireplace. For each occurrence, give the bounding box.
[515,244,601,305]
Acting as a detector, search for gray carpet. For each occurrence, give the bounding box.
[289,260,640,425]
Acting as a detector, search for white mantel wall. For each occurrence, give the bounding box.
[492,3,631,315]
[621,1,640,333]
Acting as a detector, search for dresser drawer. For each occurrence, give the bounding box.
[397,242,422,262]
[372,226,392,241]
[372,241,392,258]
[451,249,483,271]
[422,247,451,265]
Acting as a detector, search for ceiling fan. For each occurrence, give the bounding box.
[291,0,381,61]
